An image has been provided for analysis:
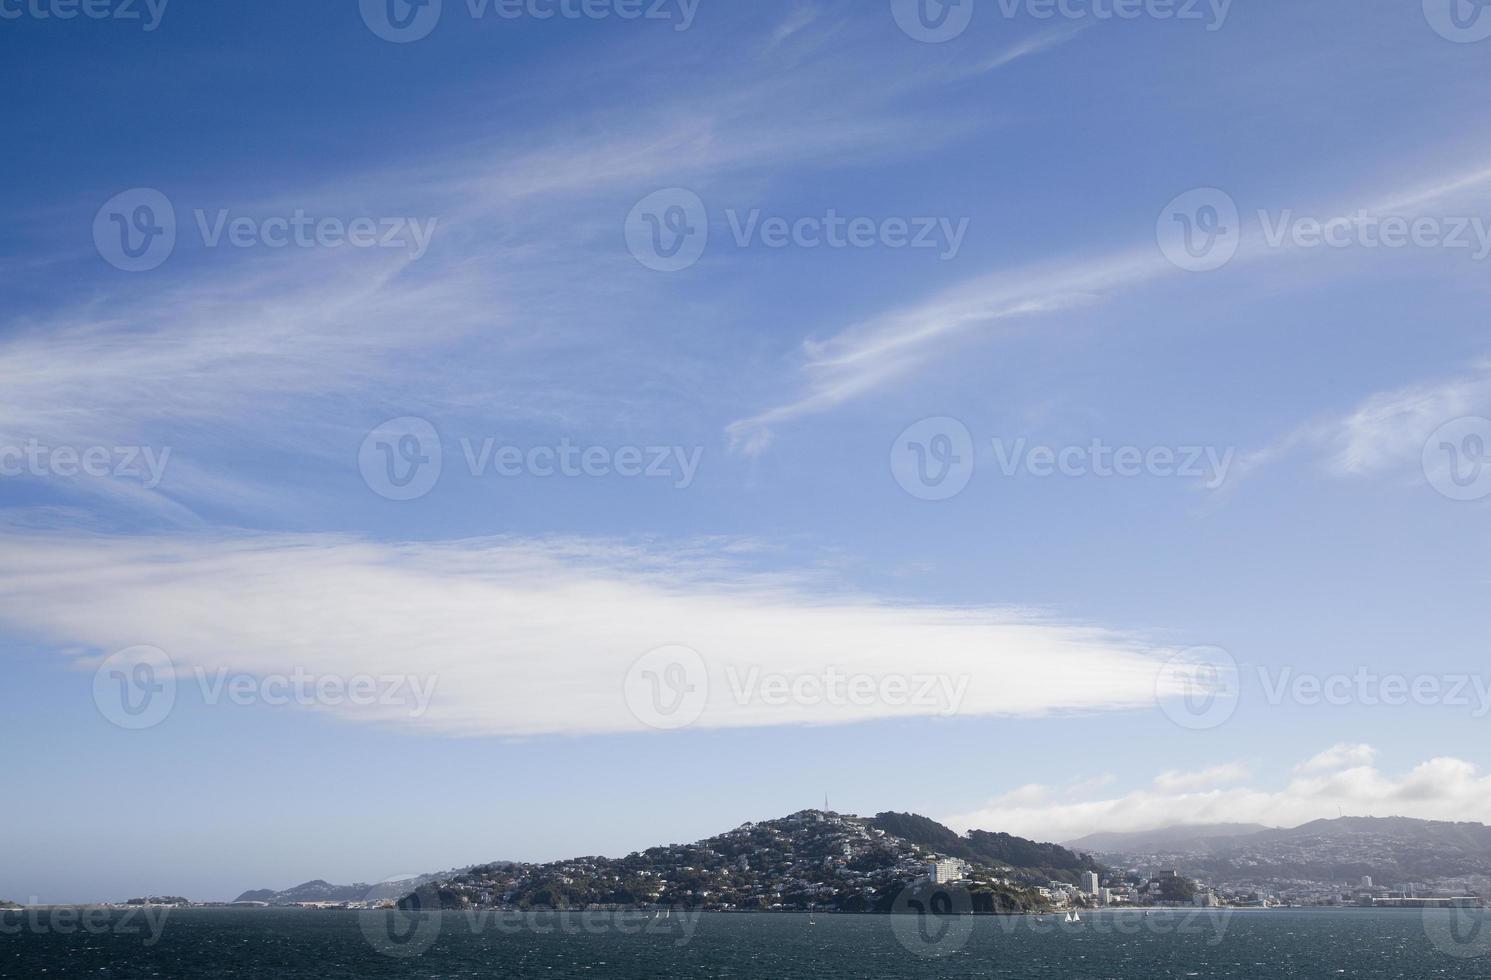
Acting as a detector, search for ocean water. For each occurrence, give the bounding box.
[4,907,1490,979]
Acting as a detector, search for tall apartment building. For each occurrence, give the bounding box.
[928,859,966,884]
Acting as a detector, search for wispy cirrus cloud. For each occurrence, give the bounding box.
[1,39,972,517]
[728,161,1491,453]
[726,247,1170,453]
[969,21,1096,75]
[1229,361,1491,488]
[0,530,1187,737]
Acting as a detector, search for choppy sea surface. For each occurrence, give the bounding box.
[5,907,1491,979]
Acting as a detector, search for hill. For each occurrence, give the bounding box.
[1066,824,1271,855]
[1087,816,1491,889]
[233,872,457,906]
[401,810,1077,914]
[870,812,1100,882]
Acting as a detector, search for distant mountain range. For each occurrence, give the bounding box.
[1076,816,1491,886]
[234,872,458,905]
[396,810,1098,913]
[1066,824,1271,854]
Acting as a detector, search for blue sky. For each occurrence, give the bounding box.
[4,0,1491,903]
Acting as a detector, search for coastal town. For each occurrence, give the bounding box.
[11,813,1486,914]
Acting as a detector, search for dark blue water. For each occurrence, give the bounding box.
[4,907,1489,978]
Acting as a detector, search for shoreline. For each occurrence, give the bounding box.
[9,903,1481,915]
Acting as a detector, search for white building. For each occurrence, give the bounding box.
[928,859,966,884]
[1083,872,1100,896]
